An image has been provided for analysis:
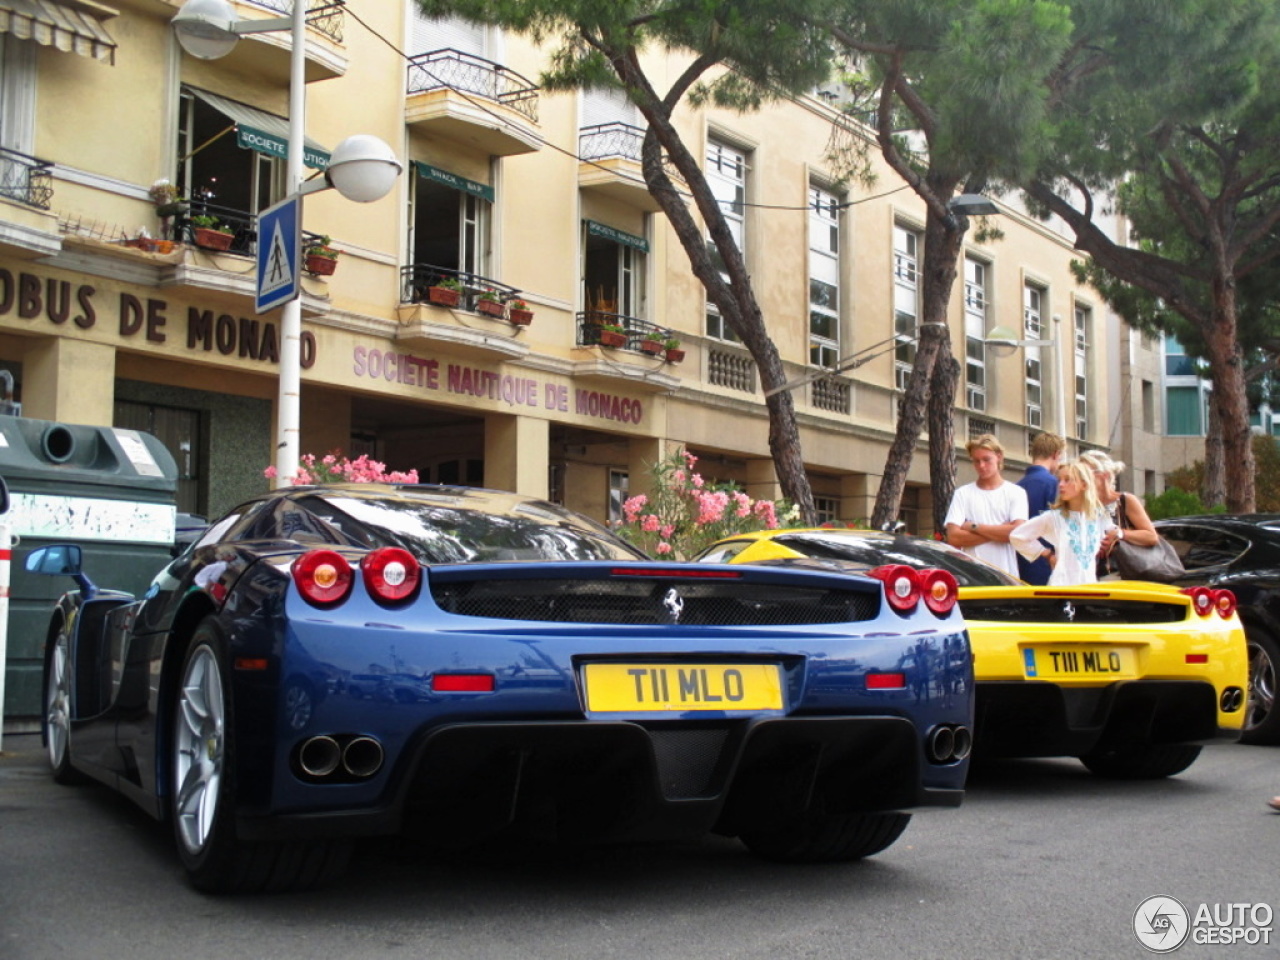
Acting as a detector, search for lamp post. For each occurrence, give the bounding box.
[172,0,402,485]
[985,321,1068,440]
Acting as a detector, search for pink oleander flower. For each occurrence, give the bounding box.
[641,514,661,533]
[656,542,672,554]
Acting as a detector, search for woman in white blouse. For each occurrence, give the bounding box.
[1010,459,1119,586]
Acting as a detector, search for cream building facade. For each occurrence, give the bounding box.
[0,0,1165,533]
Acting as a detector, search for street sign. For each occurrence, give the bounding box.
[256,194,301,314]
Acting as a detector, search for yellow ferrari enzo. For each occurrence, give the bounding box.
[695,528,1249,779]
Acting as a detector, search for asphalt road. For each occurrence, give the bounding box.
[1,731,1276,960]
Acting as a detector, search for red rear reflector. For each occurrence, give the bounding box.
[432,673,495,693]
[234,658,269,671]
[1185,654,1209,664]
[866,672,907,689]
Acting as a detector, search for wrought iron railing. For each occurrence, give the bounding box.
[579,122,645,162]
[162,200,327,258]
[407,49,539,122]
[242,0,344,43]
[576,311,675,356]
[400,264,523,308]
[0,146,53,210]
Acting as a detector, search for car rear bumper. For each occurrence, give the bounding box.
[236,715,966,842]
[974,679,1243,757]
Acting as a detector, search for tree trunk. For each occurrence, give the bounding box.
[1204,280,1255,512]
[1203,400,1225,508]
[872,207,966,532]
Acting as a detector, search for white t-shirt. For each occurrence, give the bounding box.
[944,481,1029,576]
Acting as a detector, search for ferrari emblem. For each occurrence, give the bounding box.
[663,587,684,623]
[1063,601,1076,622]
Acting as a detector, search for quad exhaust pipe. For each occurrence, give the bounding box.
[297,734,385,780]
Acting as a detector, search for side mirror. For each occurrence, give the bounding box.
[26,544,83,576]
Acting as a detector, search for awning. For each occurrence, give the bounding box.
[190,88,331,171]
[586,219,649,253]
[0,0,117,64]
[412,161,495,203]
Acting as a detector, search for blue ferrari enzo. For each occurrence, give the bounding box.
[31,484,973,892]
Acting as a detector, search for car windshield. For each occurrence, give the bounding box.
[300,492,645,564]
[756,532,1022,587]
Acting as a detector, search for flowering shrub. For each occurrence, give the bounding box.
[264,452,419,485]
[617,448,794,559]
[149,179,180,205]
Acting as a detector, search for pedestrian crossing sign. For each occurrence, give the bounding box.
[255,195,301,314]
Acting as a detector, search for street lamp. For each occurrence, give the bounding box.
[984,321,1067,439]
[172,0,402,485]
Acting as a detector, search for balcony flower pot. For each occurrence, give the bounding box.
[665,347,686,363]
[427,285,461,307]
[640,338,665,356]
[509,307,534,326]
[598,328,627,349]
[155,201,188,218]
[476,298,505,318]
[304,252,338,276]
[193,226,233,251]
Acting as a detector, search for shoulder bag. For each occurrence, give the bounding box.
[1109,494,1186,582]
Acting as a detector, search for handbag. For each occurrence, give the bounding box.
[1108,494,1186,581]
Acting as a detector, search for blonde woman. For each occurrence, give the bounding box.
[1010,460,1118,586]
[1078,450,1159,550]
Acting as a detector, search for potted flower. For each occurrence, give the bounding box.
[508,298,534,325]
[190,214,233,251]
[598,323,627,348]
[475,288,505,318]
[639,334,665,356]
[664,337,685,362]
[149,179,187,218]
[426,276,462,307]
[304,235,340,276]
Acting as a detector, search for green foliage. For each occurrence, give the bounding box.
[1163,434,1280,512]
[1144,486,1218,520]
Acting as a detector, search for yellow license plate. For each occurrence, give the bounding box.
[583,663,784,713]
[1023,645,1136,679]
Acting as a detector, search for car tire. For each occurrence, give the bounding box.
[1240,630,1279,745]
[739,812,912,863]
[43,620,87,786]
[171,618,349,893]
[1079,742,1202,779]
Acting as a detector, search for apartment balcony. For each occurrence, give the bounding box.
[164,0,348,84]
[395,264,530,361]
[405,50,541,157]
[578,123,662,212]
[572,311,681,391]
[0,147,59,259]
[57,201,334,317]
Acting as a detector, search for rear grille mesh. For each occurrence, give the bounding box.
[429,578,880,625]
[960,598,1184,624]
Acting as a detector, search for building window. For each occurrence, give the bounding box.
[1166,385,1203,436]
[813,496,840,525]
[1164,334,1198,377]
[1023,283,1045,430]
[704,138,748,340]
[809,185,841,368]
[1074,304,1090,438]
[410,163,492,284]
[583,221,646,322]
[178,89,288,229]
[964,257,988,412]
[893,225,920,391]
[609,469,628,525]
[1142,380,1155,432]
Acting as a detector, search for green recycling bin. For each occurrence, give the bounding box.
[1,417,177,730]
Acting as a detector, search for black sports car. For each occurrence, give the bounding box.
[30,484,974,892]
[1156,514,1280,744]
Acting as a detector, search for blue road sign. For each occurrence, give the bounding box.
[256,194,301,314]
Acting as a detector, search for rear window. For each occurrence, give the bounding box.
[766,532,1021,587]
